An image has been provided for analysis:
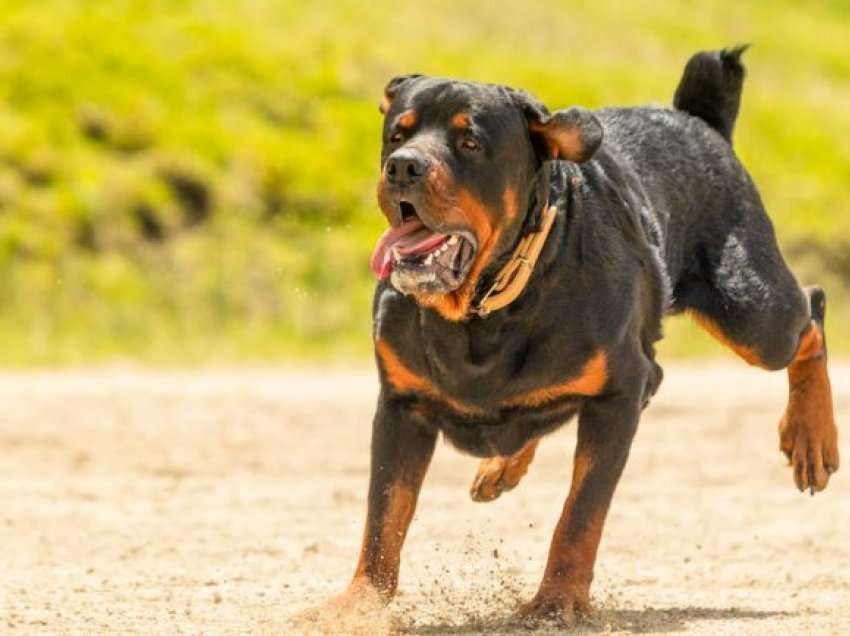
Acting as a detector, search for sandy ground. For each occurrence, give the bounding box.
[1,363,849,636]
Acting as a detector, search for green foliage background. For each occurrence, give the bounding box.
[0,0,848,364]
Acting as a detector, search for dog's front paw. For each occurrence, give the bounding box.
[469,439,539,502]
[470,456,525,502]
[291,580,394,636]
[515,588,592,627]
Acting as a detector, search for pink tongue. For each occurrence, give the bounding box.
[370,219,448,279]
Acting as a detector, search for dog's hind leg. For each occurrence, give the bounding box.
[469,437,540,502]
[674,224,839,492]
[778,286,839,493]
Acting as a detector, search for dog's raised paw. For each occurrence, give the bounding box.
[469,439,539,502]
[779,323,839,495]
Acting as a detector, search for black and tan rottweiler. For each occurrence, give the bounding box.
[317,47,839,626]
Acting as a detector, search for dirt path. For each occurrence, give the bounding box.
[1,363,849,635]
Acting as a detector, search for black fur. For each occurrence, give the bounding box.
[374,96,808,452]
[342,47,820,612]
[673,44,749,143]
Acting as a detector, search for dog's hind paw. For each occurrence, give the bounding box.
[779,321,839,495]
[779,402,839,495]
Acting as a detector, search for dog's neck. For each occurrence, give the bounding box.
[470,161,577,316]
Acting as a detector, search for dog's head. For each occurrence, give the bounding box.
[371,75,602,320]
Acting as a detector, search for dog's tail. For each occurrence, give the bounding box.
[673,45,749,144]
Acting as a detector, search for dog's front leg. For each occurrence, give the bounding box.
[519,387,641,626]
[298,394,436,630]
[351,395,437,598]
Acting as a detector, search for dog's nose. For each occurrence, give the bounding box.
[385,150,429,186]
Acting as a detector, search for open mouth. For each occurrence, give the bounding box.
[370,201,476,294]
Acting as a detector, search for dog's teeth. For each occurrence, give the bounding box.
[392,247,401,262]
[424,254,434,265]
[448,236,458,245]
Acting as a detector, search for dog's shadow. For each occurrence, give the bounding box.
[404,605,797,635]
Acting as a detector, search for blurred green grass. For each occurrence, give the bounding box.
[0,0,848,365]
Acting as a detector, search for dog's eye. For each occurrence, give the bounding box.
[460,137,481,152]
[389,131,404,143]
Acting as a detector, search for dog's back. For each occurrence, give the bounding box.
[585,46,759,288]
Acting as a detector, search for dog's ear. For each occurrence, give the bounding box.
[528,107,604,163]
[379,74,424,114]
[511,90,603,163]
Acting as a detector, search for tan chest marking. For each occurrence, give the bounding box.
[376,339,482,415]
[502,350,608,408]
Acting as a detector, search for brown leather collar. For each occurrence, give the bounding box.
[471,202,558,318]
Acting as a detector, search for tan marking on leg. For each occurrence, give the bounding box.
[687,308,767,368]
[517,443,601,624]
[779,320,839,493]
[794,323,823,361]
[352,481,417,595]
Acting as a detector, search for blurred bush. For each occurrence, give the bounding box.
[0,0,847,364]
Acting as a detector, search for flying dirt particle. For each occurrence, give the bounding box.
[493,549,499,559]
[212,592,222,604]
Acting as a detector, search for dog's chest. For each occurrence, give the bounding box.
[379,322,605,456]
[421,311,603,397]
[374,284,609,456]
